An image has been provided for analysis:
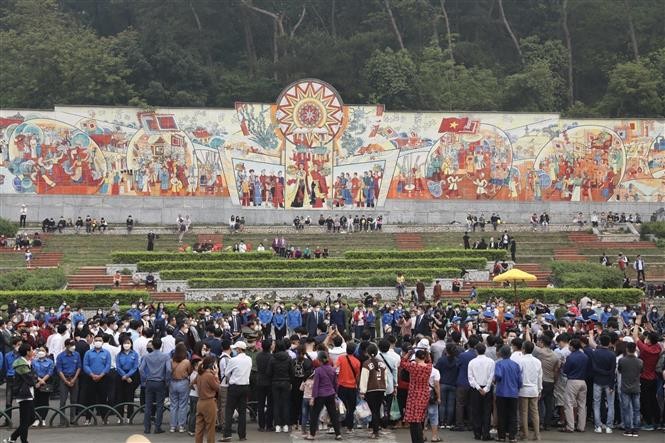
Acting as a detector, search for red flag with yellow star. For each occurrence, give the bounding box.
[438,117,469,133]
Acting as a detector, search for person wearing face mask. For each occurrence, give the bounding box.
[330,303,346,333]
[82,336,112,425]
[305,304,324,339]
[3,337,22,425]
[272,307,287,341]
[127,304,141,322]
[229,310,242,340]
[170,343,193,433]
[174,322,192,351]
[647,306,660,326]
[31,346,54,427]
[10,343,36,443]
[287,305,303,336]
[56,338,82,426]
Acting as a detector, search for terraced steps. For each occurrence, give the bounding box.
[395,233,424,250]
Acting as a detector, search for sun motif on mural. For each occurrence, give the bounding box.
[275,80,344,147]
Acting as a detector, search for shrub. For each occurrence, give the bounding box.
[640,221,665,240]
[188,274,444,288]
[0,268,66,290]
[550,262,623,288]
[160,267,461,281]
[657,238,665,249]
[0,291,150,308]
[137,257,487,272]
[112,251,274,264]
[119,302,239,314]
[476,288,642,304]
[344,249,507,261]
[0,217,19,237]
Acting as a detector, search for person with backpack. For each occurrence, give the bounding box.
[11,343,36,443]
[359,344,387,439]
[255,338,274,432]
[292,343,313,431]
[267,339,295,433]
[335,342,360,432]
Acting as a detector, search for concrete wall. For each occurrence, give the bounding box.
[1,193,662,225]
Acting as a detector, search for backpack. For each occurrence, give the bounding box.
[294,359,306,378]
[400,366,410,382]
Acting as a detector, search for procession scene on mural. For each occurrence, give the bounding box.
[1,79,664,206]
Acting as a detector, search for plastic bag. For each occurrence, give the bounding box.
[336,397,346,416]
[389,398,401,421]
[354,399,372,421]
[319,408,330,424]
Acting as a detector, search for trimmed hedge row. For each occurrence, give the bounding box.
[550,262,623,289]
[160,267,461,280]
[476,288,643,304]
[344,249,507,261]
[189,274,442,288]
[112,251,274,264]
[137,257,487,272]
[0,268,67,291]
[0,291,151,308]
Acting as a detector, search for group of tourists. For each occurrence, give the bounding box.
[1,293,664,443]
[292,214,384,233]
[465,213,503,232]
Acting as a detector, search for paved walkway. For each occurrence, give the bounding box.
[2,425,663,443]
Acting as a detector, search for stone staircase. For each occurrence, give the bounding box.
[66,266,141,290]
[568,232,656,249]
[395,233,424,250]
[151,291,186,302]
[553,247,587,261]
[30,252,63,268]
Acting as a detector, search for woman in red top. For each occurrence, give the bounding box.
[402,349,432,443]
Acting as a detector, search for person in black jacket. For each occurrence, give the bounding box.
[11,343,36,443]
[267,339,295,433]
[255,338,274,432]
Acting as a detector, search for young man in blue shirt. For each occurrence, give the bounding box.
[56,338,82,426]
[561,338,589,433]
[83,335,112,425]
[493,345,522,442]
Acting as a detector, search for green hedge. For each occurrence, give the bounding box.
[550,262,623,288]
[476,288,642,304]
[112,251,274,264]
[160,267,461,280]
[640,222,665,240]
[119,302,239,313]
[0,217,19,237]
[188,274,442,288]
[137,257,486,272]
[0,291,151,308]
[344,249,507,261]
[0,268,66,290]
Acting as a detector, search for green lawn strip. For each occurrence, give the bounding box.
[160,267,460,280]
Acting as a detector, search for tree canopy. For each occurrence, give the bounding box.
[1,0,663,116]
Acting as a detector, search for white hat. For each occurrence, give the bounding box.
[621,336,634,343]
[416,338,430,352]
[231,341,247,350]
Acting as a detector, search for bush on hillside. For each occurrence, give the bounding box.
[0,268,66,290]
[640,222,665,240]
[0,217,19,237]
[0,291,150,308]
[188,274,446,288]
[137,257,486,272]
[160,267,461,281]
[550,262,623,288]
[344,249,507,261]
[477,288,642,304]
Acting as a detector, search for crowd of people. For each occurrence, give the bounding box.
[465,213,503,232]
[0,293,664,443]
[292,214,384,233]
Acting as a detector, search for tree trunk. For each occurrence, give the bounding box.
[384,0,405,50]
[189,0,203,32]
[273,20,279,80]
[440,0,454,62]
[624,0,640,61]
[497,0,522,62]
[240,1,286,79]
[561,0,574,105]
[290,5,307,38]
[241,7,257,79]
[432,13,440,47]
[331,0,336,39]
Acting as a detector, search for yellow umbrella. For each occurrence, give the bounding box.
[493,268,537,316]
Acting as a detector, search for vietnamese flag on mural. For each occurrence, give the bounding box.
[438,117,469,133]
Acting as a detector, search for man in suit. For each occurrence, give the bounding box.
[413,307,431,336]
[306,304,324,338]
[229,309,242,341]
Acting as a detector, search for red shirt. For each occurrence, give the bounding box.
[636,340,662,380]
[335,354,360,389]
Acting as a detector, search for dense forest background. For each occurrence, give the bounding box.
[1,0,664,116]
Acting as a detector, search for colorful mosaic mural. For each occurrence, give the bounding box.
[1,79,664,206]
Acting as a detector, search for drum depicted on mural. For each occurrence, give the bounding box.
[275,79,344,208]
[534,125,625,202]
[7,119,106,194]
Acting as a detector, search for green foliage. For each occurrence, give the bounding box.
[0,217,19,237]
[364,48,418,109]
[656,239,665,249]
[599,56,664,117]
[0,268,66,290]
[189,273,439,289]
[112,251,274,264]
[476,288,642,304]
[640,222,665,239]
[160,267,460,281]
[344,249,505,261]
[136,257,486,272]
[550,261,623,288]
[0,290,149,308]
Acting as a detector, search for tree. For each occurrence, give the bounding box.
[599,60,664,117]
[364,48,418,109]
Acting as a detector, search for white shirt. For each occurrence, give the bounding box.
[510,351,523,363]
[219,353,232,387]
[161,335,176,356]
[329,344,347,365]
[467,354,495,391]
[379,350,401,395]
[225,352,252,385]
[102,343,120,369]
[518,354,543,397]
[134,336,150,359]
[49,333,66,360]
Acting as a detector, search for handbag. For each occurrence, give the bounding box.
[389,397,401,421]
[428,384,437,405]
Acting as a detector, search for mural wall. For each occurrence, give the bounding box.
[1,79,664,206]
